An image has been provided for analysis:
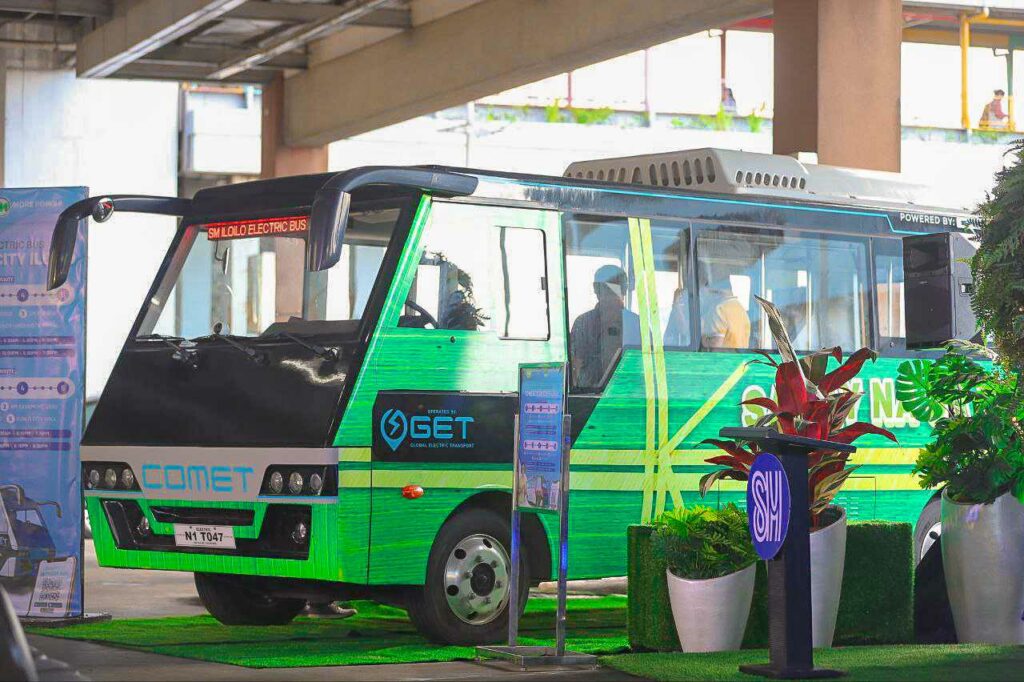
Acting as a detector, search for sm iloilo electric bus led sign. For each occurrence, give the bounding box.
[205,215,309,241]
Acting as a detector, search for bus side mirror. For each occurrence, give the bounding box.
[307,188,352,272]
[47,202,95,290]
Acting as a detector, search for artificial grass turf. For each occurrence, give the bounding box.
[601,644,1024,681]
[27,596,628,668]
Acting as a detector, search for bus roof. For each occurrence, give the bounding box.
[188,160,974,231]
[562,148,969,217]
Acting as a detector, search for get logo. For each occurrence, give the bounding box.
[379,408,474,452]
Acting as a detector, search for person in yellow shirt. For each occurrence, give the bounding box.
[700,278,751,349]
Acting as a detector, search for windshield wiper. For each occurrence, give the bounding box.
[208,323,267,365]
[136,333,200,369]
[264,331,338,362]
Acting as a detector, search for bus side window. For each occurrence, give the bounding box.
[399,203,549,339]
[564,215,640,392]
[649,220,693,349]
[695,224,870,351]
[874,238,906,351]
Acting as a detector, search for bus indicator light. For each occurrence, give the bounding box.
[402,485,424,500]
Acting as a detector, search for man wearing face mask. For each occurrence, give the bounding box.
[570,264,641,390]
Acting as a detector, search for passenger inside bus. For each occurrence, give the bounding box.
[569,264,641,389]
[698,265,751,349]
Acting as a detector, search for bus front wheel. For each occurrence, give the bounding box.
[406,507,529,645]
[194,572,305,625]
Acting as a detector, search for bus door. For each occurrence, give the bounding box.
[357,198,566,584]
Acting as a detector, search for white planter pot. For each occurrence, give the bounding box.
[666,563,755,653]
[809,505,846,648]
[941,490,1024,645]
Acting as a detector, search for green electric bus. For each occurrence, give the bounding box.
[49,149,971,644]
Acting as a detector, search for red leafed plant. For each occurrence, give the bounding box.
[699,296,897,528]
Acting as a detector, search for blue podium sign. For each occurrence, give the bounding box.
[0,187,87,618]
[515,363,566,513]
[747,453,791,561]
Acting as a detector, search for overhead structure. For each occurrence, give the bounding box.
[731,1,1024,134]
[9,0,1024,175]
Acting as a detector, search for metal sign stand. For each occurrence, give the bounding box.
[478,406,596,669]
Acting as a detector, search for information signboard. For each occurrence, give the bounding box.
[514,363,566,513]
[0,187,87,618]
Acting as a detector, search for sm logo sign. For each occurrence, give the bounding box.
[379,408,475,452]
[746,453,791,561]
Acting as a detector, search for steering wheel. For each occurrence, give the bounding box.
[404,299,438,329]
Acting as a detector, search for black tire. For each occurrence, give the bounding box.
[914,495,942,565]
[406,506,529,645]
[194,573,305,625]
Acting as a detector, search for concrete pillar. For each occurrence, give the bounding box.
[261,73,327,179]
[260,73,325,322]
[773,0,902,172]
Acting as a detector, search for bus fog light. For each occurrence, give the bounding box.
[269,471,283,494]
[87,469,100,489]
[137,517,150,536]
[309,472,323,494]
[121,468,136,489]
[103,468,117,489]
[291,521,308,544]
[288,472,304,495]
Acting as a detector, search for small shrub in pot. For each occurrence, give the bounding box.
[652,504,756,652]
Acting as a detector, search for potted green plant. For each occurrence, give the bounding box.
[699,296,895,648]
[652,504,757,652]
[896,343,1024,644]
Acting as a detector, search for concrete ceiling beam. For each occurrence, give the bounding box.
[76,0,250,78]
[110,62,272,83]
[208,0,394,80]
[225,2,411,29]
[0,0,111,17]
[140,45,306,70]
[283,0,770,146]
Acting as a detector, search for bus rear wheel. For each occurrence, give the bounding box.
[194,572,305,625]
[406,507,528,645]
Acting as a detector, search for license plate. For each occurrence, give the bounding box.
[173,524,235,549]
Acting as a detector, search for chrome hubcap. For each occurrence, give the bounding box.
[920,521,942,561]
[443,533,510,625]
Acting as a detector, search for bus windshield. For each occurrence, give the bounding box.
[136,204,403,340]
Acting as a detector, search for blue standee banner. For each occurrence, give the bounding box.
[515,363,566,513]
[0,187,87,618]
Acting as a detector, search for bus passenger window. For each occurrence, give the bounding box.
[650,221,692,349]
[695,225,869,351]
[694,230,752,349]
[874,239,906,351]
[399,203,549,339]
[564,216,641,391]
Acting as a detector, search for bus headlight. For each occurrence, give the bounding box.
[83,462,141,492]
[260,465,335,497]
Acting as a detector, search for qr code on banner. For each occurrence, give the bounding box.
[27,557,76,618]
